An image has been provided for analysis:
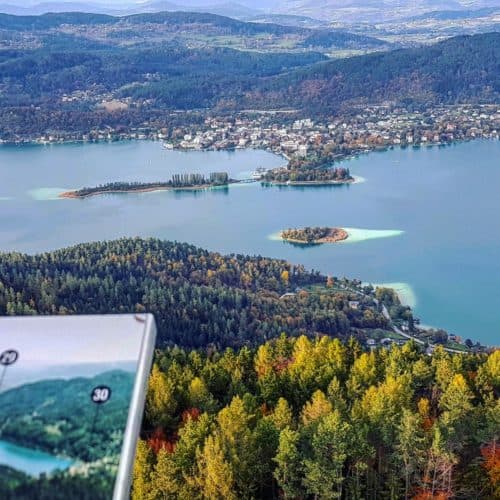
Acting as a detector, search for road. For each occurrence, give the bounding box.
[378,301,466,354]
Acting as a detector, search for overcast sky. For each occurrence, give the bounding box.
[0,315,145,365]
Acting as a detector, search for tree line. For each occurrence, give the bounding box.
[282,227,332,243]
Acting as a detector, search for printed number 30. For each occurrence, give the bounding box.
[91,385,111,404]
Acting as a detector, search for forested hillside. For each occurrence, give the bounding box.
[133,336,500,499]
[0,238,390,348]
[0,370,134,461]
[249,32,500,111]
[0,43,325,108]
[300,29,387,49]
[0,10,387,45]
[0,10,387,55]
[0,11,303,34]
[0,369,134,499]
[0,23,497,120]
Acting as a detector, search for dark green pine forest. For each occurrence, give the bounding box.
[0,238,389,349]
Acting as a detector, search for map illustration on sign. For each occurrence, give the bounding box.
[0,314,156,499]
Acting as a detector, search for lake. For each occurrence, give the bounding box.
[0,139,498,346]
[0,439,74,476]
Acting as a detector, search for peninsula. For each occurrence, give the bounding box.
[281,226,349,244]
[60,172,233,199]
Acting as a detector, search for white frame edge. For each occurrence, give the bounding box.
[113,313,157,500]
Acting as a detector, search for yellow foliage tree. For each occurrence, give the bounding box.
[281,270,290,285]
[195,434,236,500]
[145,363,177,427]
[270,397,294,431]
[301,390,333,426]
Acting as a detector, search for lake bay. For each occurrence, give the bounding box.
[0,439,74,476]
[0,139,498,345]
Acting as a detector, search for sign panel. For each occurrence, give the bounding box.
[0,314,156,500]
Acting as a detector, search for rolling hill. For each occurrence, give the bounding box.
[0,10,385,44]
[0,10,389,52]
[0,370,134,462]
[273,0,500,22]
[247,32,500,111]
[0,14,497,115]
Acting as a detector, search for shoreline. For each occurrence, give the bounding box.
[367,281,417,309]
[58,176,357,199]
[266,178,355,186]
[0,436,76,470]
[2,137,496,188]
[59,182,237,199]
[281,227,349,245]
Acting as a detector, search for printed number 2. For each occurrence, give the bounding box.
[0,350,19,366]
[91,386,111,404]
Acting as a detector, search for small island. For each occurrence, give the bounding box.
[263,166,354,185]
[281,226,349,245]
[60,172,234,198]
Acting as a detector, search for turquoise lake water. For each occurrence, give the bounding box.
[0,439,74,476]
[0,139,498,345]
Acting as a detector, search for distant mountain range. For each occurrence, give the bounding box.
[0,360,137,390]
[404,6,500,22]
[0,1,263,18]
[272,1,500,22]
[0,10,390,52]
[1,0,499,23]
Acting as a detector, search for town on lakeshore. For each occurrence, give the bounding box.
[4,104,498,185]
[4,104,497,154]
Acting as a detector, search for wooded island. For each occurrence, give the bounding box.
[281,226,349,244]
[60,172,232,198]
[264,165,354,185]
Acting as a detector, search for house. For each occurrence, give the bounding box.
[297,144,309,157]
[348,301,360,310]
